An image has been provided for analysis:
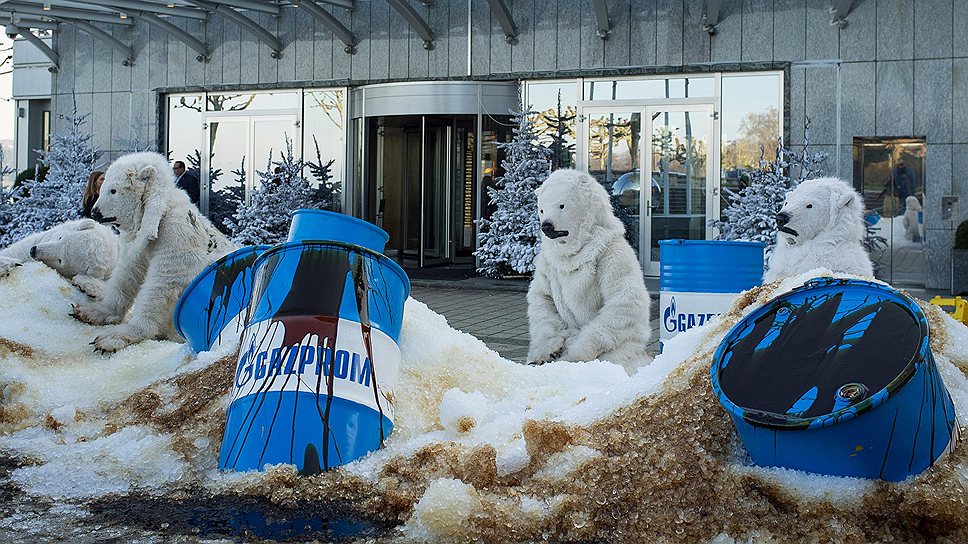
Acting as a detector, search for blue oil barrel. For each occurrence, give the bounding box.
[288,209,389,252]
[174,245,272,353]
[658,240,765,347]
[218,240,410,474]
[711,278,959,482]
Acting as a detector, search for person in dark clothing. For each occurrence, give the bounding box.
[892,159,916,214]
[80,170,104,219]
[173,160,200,205]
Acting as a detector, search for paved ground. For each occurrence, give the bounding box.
[411,285,660,363]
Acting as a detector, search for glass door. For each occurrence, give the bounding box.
[644,105,715,276]
[421,122,452,266]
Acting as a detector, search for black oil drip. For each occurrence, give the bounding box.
[351,255,386,443]
[203,251,260,347]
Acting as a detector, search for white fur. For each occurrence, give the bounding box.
[71,152,235,353]
[902,196,923,243]
[0,219,120,298]
[765,177,874,282]
[527,169,652,375]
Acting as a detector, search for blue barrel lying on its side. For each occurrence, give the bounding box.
[218,240,410,474]
[659,240,765,349]
[288,209,390,251]
[711,277,959,482]
[174,245,272,353]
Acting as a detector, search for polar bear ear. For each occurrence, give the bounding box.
[830,186,858,223]
[137,164,157,183]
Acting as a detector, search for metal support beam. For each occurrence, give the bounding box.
[132,10,209,62]
[313,0,354,9]
[486,0,516,44]
[212,0,281,14]
[186,0,283,58]
[0,16,58,31]
[702,0,721,35]
[830,0,854,29]
[5,23,58,70]
[591,0,609,39]
[2,2,133,25]
[67,19,134,66]
[387,0,434,50]
[96,0,208,20]
[294,0,356,53]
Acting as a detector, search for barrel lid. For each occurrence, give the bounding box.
[289,209,390,243]
[658,239,767,248]
[710,278,928,430]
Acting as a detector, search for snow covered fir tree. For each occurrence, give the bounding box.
[711,118,828,255]
[475,109,551,277]
[209,157,246,234]
[307,135,340,212]
[0,104,101,246]
[226,137,329,246]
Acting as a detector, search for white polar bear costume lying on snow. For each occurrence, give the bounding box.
[0,219,120,298]
[765,177,874,282]
[71,152,235,353]
[527,169,652,375]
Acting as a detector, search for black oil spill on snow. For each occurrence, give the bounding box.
[203,250,261,348]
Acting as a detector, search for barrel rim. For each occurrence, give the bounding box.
[289,209,390,244]
[251,239,412,298]
[173,244,274,339]
[710,277,928,431]
[658,239,767,248]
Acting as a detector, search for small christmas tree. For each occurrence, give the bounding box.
[1,101,102,246]
[711,117,828,255]
[306,135,340,212]
[541,90,576,170]
[227,136,325,246]
[209,157,247,234]
[475,109,551,277]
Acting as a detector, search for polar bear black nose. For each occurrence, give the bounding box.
[29,246,37,259]
[540,221,557,236]
[776,212,790,228]
[91,208,103,222]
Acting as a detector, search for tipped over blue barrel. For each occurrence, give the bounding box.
[711,278,958,482]
[174,245,272,352]
[288,209,389,252]
[659,240,765,349]
[219,240,410,474]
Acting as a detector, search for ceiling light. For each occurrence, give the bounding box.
[43,1,51,11]
[120,13,127,19]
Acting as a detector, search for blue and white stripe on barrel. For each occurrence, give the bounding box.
[218,240,409,474]
[174,245,272,353]
[711,277,959,482]
[659,240,765,349]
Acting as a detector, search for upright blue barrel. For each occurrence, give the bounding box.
[658,240,764,347]
[174,245,272,352]
[711,278,958,482]
[218,240,410,474]
[288,209,389,252]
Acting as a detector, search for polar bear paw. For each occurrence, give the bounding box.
[0,257,22,278]
[70,275,104,299]
[70,302,122,326]
[92,327,139,354]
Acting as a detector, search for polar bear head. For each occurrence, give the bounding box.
[31,220,119,280]
[905,196,922,212]
[93,152,176,241]
[775,177,865,246]
[535,169,624,250]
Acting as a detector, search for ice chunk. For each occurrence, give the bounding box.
[406,478,480,541]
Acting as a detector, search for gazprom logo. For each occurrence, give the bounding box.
[235,336,372,389]
[663,296,717,334]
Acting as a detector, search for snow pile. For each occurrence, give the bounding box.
[0,264,967,542]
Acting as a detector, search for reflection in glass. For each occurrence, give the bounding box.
[526,81,578,169]
[586,112,641,252]
[303,89,345,196]
[584,77,714,101]
[649,110,710,263]
[208,119,248,231]
[206,91,300,112]
[853,137,926,286]
[720,73,782,219]
[167,94,203,170]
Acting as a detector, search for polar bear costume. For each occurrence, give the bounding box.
[0,219,120,298]
[765,177,874,282]
[902,196,923,243]
[71,152,235,353]
[527,169,652,375]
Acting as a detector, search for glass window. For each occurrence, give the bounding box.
[166,93,204,178]
[525,81,578,169]
[586,110,641,252]
[303,89,346,208]
[720,72,782,218]
[206,91,300,112]
[584,77,714,101]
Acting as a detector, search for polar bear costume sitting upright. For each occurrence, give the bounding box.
[765,177,874,282]
[527,169,652,375]
[902,196,923,243]
[71,152,235,353]
[0,219,120,298]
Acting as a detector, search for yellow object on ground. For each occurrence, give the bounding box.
[929,296,968,324]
